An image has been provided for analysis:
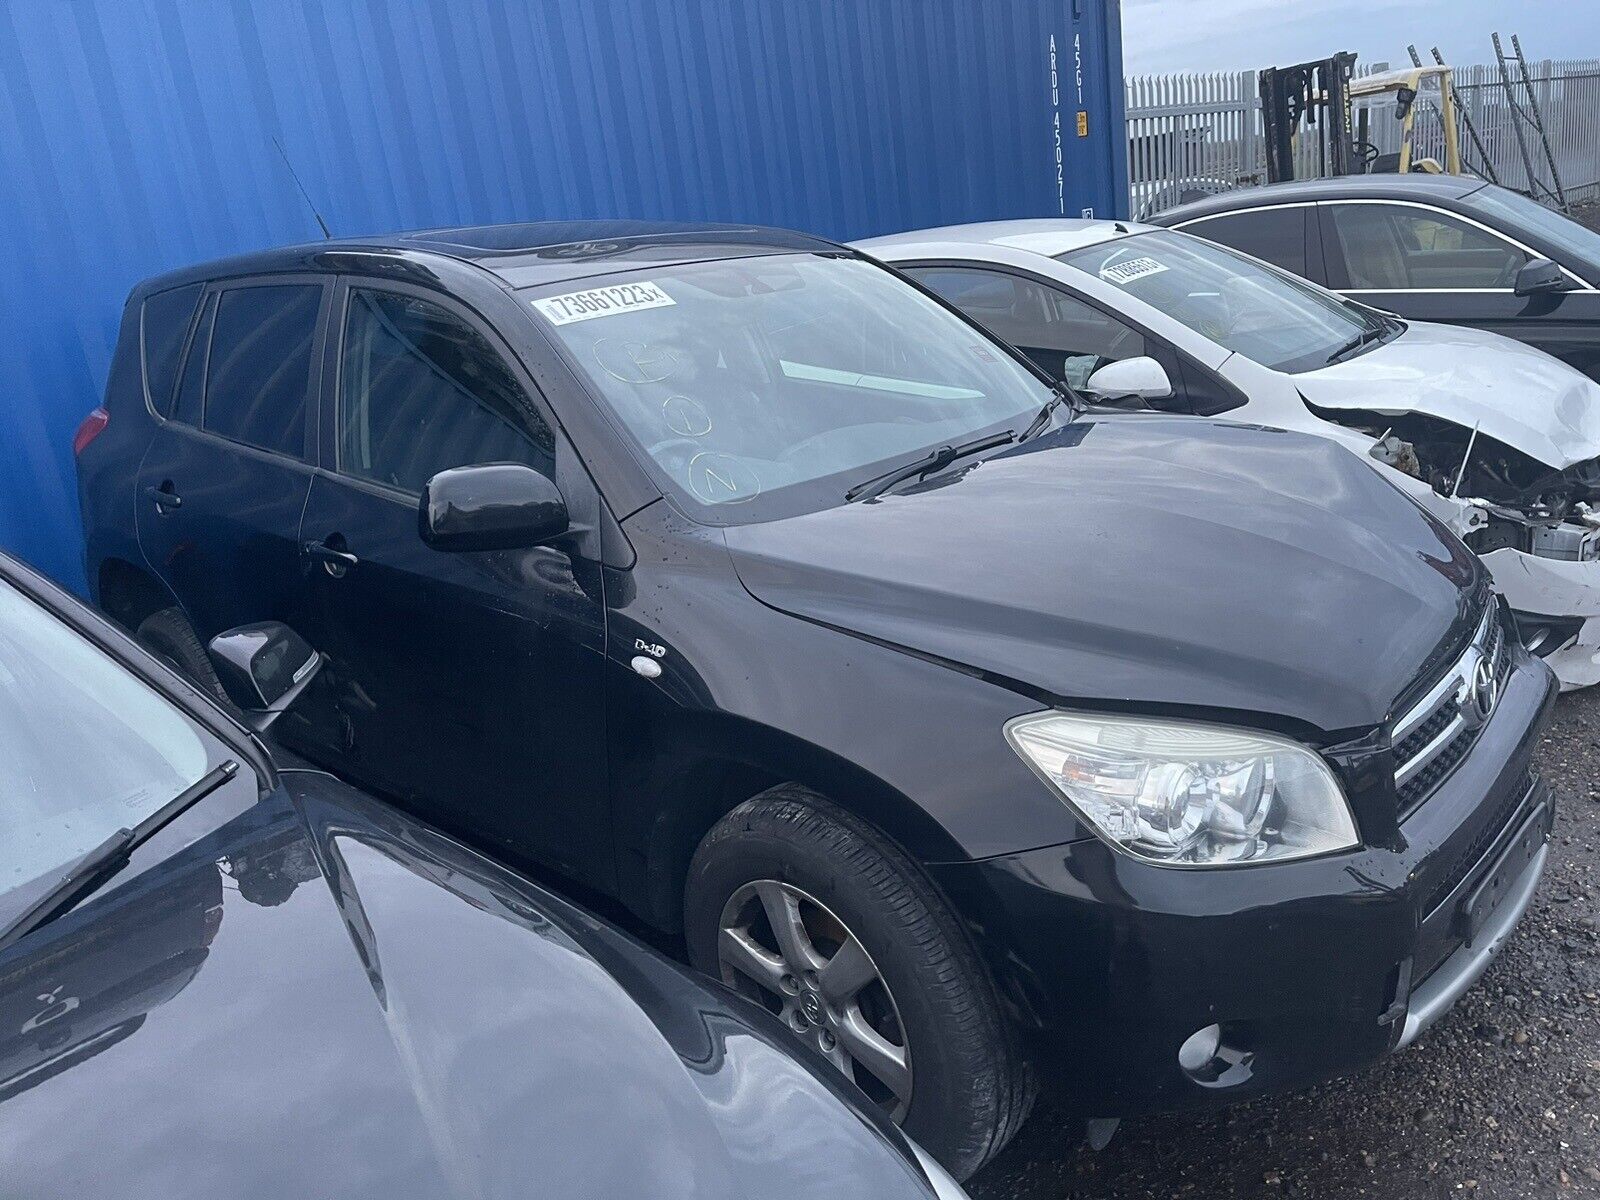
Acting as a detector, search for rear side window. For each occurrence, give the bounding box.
[337,288,553,494]
[140,283,203,416]
[1180,208,1309,278]
[203,284,323,457]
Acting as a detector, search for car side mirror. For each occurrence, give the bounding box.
[1514,256,1567,296]
[208,622,323,732]
[1083,356,1174,403]
[419,463,568,552]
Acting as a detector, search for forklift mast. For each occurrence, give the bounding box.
[1258,51,1357,183]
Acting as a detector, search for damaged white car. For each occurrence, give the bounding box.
[860,220,1600,689]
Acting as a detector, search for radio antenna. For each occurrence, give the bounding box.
[272,136,332,240]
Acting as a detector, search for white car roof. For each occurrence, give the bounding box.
[856,218,1161,259]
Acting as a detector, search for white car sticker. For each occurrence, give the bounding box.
[531,281,676,325]
[1100,257,1169,286]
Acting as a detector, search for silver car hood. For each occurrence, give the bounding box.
[1294,319,1600,469]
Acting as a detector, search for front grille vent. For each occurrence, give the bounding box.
[1391,606,1510,816]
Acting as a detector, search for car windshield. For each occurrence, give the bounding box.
[1057,230,1387,373]
[523,254,1050,518]
[1464,184,1600,279]
[0,578,210,918]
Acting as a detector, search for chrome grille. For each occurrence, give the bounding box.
[1392,606,1511,816]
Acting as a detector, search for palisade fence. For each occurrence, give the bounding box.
[1126,58,1600,218]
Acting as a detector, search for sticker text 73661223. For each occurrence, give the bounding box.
[531,281,677,326]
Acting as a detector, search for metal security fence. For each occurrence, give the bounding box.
[1126,57,1600,217]
[1125,71,1262,217]
[1408,62,1600,206]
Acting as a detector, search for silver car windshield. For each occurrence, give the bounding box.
[524,254,1049,517]
[1058,230,1386,374]
[0,579,210,910]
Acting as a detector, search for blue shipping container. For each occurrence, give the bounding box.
[0,0,1126,592]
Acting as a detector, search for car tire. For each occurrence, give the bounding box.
[684,784,1035,1180]
[136,607,231,704]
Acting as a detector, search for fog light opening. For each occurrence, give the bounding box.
[1178,1022,1256,1088]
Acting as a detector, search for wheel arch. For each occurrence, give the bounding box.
[622,711,968,933]
[96,556,178,633]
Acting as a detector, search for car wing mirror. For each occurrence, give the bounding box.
[1083,356,1174,404]
[208,622,323,732]
[1514,256,1567,296]
[419,463,569,553]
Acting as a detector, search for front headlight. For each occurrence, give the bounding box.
[1005,711,1358,866]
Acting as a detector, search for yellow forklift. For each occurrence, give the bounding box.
[1349,64,1462,174]
[1258,52,1465,183]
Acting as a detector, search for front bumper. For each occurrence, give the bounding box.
[931,650,1558,1117]
[1481,546,1600,691]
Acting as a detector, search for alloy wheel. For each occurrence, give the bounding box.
[716,879,913,1121]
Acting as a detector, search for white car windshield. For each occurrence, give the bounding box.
[524,254,1050,518]
[1058,230,1389,374]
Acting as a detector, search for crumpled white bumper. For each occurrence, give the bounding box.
[1481,547,1600,690]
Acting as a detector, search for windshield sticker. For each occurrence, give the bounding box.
[531,281,676,325]
[1099,257,1169,286]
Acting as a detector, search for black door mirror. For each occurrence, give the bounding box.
[1514,256,1567,296]
[208,622,323,732]
[419,463,568,552]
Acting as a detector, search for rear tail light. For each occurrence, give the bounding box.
[73,406,109,455]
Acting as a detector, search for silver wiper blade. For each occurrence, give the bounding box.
[0,760,238,952]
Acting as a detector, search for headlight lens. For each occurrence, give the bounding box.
[1005,711,1358,866]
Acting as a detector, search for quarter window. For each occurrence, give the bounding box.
[204,284,323,456]
[908,266,1146,389]
[171,293,216,427]
[1180,208,1308,278]
[1327,203,1528,290]
[338,289,553,494]
[140,283,204,417]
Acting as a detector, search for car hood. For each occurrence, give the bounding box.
[1295,319,1600,469]
[725,417,1483,733]
[0,782,934,1200]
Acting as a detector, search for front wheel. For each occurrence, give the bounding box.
[684,785,1034,1181]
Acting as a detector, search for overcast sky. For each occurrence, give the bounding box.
[1120,0,1598,76]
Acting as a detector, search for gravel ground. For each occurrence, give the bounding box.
[971,684,1600,1200]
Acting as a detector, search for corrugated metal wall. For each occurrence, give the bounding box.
[0,0,1126,593]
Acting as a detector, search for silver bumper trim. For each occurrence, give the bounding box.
[1397,841,1548,1049]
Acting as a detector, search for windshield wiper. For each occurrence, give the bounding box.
[845,431,1017,503]
[0,760,239,953]
[1326,322,1389,364]
[1020,379,1086,441]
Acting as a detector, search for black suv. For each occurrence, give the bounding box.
[78,221,1557,1177]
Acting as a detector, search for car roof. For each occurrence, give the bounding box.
[857,218,1161,260]
[133,220,845,297]
[1151,173,1490,224]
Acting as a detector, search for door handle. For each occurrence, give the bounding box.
[305,540,359,577]
[144,484,182,511]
